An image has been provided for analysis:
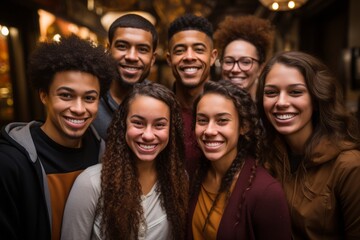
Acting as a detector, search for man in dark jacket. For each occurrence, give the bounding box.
[0,35,117,240]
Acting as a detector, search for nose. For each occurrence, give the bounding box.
[275,92,290,108]
[203,121,217,136]
[70,98,86,114]
[183,48,196,61]
[231,61,242,72]
[125,47,138,61]
[141,126,155,141]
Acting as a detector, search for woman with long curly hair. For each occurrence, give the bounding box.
[61,82,188,240]
[187,80,291,240]
[256,51,360,239]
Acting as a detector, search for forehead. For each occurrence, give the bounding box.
[128,95,170,117]
[111,27,153,46]
[50,71,100,91]
[224,39,258,58]
[168,30,213,49]
[265,63,306,86]
[197,93,236,115]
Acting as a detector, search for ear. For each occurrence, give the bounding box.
[39,90,48,105]
[210,48,218,66]
[166,51,172,66]
[150,51,157,67]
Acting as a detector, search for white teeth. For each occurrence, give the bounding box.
[275,114,295,120]
[124,67,139,71]
[67,118,85,124]
[205,142,222,147]
[183,68,198,73]
[139,144,156,150]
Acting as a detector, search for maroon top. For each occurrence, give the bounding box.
[187,157,292,240]
[181,108,202,181]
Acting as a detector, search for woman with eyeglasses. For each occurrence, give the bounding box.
[214,15,274,100]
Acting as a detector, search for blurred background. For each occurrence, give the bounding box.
[0,0,359,126]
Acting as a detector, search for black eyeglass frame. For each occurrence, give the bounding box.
[221,56,259,71]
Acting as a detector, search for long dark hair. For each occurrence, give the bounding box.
[191,80,264,230]
[98,82,188,239]
[256,51,360,173]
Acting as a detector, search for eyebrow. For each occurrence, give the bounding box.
[196,112,232,117]
[56,87,99,95]
[264,83,307,88]
[173,42,207,50]
[129,115,169,122]
[113,39,151,48]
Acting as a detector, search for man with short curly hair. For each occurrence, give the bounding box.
[0,35,117,240]
[166,14,218,180]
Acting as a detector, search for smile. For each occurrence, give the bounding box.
[204,141,223,148]
[65,118,86,124]
[274,113,296,120]
[138,143,157,150]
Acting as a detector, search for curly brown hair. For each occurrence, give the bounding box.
[97,82,188,239]
[191,80,264,230]
[214,15,275,64]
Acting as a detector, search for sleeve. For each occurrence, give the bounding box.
[253,181,292,240]
[60,168,101,240]
[0,151,24,239]
[335,150,360,239]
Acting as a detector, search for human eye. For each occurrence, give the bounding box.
[138,45,150,54]
[223,57,234,65]
[194,46,205,53]
[240,57,252,66]
[130,119,144,128]
[84,95,97,103]
[115,42,127,51]
[173,47,185,55]
[196,117,208,125]
[289,89,305,96]
[217,118,229,126]
[263,88,278,97]
[154,121,168,129]
[58,92,72,100]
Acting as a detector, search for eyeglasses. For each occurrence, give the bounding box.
[221,56,259,71]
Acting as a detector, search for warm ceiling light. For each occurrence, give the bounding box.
[259,0,308,11]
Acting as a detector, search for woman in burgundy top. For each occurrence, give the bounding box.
[188,80,291,240]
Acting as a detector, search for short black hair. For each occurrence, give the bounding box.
[168,13,213,41]
[28,35,117,96]
[108,14,158,51]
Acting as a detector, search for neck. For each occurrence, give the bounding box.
[137,160,157,195]
[175,82,204,109]
[109,81,131,105]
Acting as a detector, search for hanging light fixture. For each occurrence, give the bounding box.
[259,0,308,11]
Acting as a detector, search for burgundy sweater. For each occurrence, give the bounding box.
[187,157,292,240]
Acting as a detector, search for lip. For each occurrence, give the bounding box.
[272,112,297,122]
[180,65,201,76]
[202,140,224,152]
[64,117,88,129]
[136,142,158,153]
[120,64,142,74]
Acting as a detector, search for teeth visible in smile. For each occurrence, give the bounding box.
[139,144,156,150]
[124,67,139,71]
[183,68,198,73]
[275,114,295,120]
[205,142,222,147]
[67,118,85,124]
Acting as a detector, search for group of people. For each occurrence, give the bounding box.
[0,12,359,240]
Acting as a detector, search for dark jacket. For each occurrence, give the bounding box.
[0,121,105,240]
[187,157,292,240]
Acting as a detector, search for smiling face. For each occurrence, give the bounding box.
[263,63,313,144]
[109,27,156,86]
[195,93,240,166]
[126,95,170,163]
[40,71,100,148]
[166,30,217,89]
[221,40,261,94]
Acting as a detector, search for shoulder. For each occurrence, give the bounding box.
[242,165,285,201]
[72,164,102,193]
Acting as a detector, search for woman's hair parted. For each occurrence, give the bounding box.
[256,51,360,167]
[98,82,188,239]
[191,80,264,230]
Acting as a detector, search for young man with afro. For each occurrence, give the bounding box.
[0,35,117,240]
